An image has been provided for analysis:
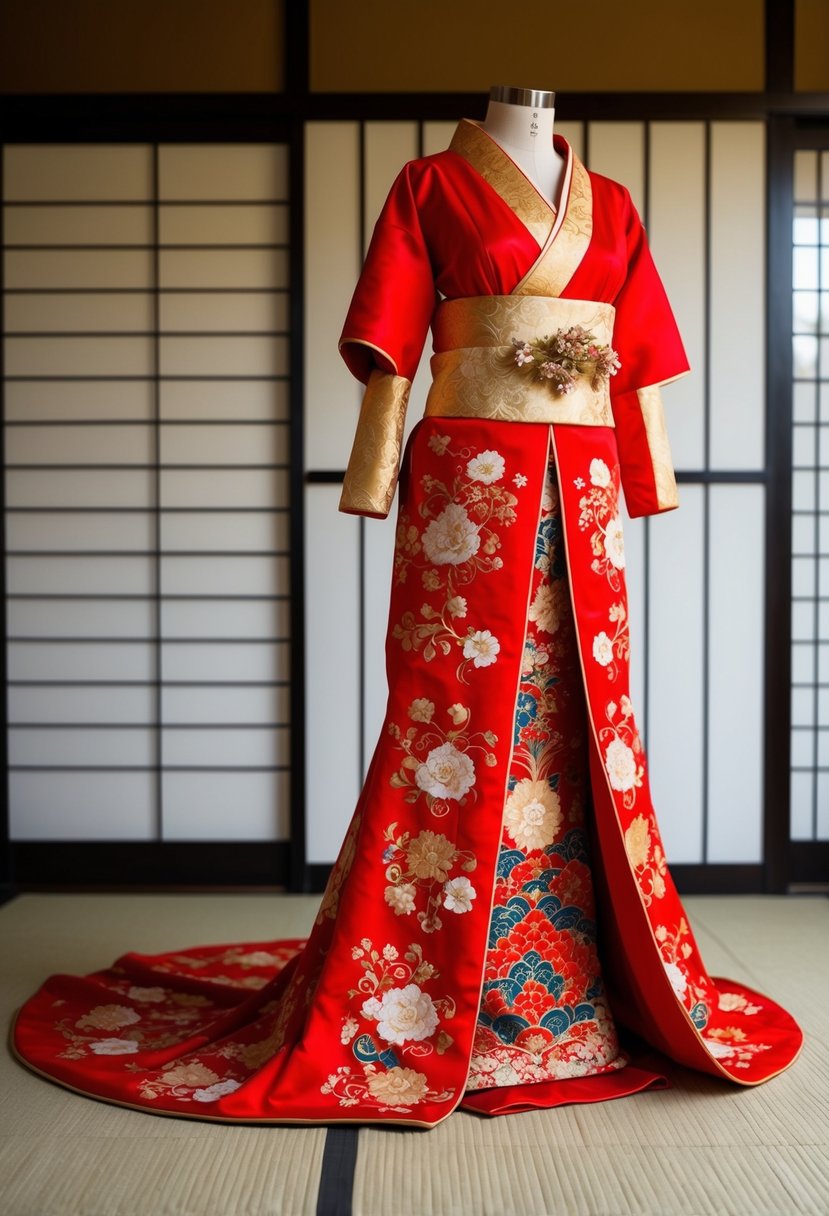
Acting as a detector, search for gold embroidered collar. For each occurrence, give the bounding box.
[448,118,593,300]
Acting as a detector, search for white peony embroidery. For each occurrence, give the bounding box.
[504,778,563,852]
[604,515,626,569]
[361,984,439,1045]
[446,595,467,617]
[442,875,477,913]
[126,986,166,1003]
[384,883,416,915]
[702,1038,737,1060]
[408,698,435,723]
[422,504,481,565]
[664,961,688,998]
[589,458,611,488]
[192,1079,243,1102]
[605,738,638,792]
[466,450,505,484]
[462,630,500,668]
[592,632,613,666]
[415,742,476,800]
[89,1038,139,1055]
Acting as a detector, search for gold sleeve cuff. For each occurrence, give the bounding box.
[339,370,412,518]
[637,383,679,511]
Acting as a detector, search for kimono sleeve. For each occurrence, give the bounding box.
[610,194,690,519]
[337,163,437,518]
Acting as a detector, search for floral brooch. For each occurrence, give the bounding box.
[511,326,621,395]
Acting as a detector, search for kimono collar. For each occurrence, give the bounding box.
[448,118,593,298]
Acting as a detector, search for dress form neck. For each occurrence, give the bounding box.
[481,86,565,209]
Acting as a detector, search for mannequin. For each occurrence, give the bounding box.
[481,84,565,208]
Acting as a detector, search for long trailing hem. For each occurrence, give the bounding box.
[11,419,803,1125]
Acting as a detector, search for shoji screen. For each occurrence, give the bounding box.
[304,118,769,881]
[791,146,829,847]
[3,143,291,847]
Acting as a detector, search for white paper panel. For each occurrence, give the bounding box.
[160,511,289,553]
[709,123,765,470]
[159,335,287,378]
[304,122,362,470]
[161,641,287,683]
[159,468,288,508]
[422,123,456,157]
[161,684,289,726]
[5,380,155,421]
[790,761,814,840]
[647,486,705,863]
[362,512,397,774]
[159,422,288,466]
[7,555,153,596]
[5,335,152,378]
[9,772,156,839]
[159,555,288,596]
[162,771,290,840]
[622,515,647,736]
[3,145,153,201]
[649,124,706,470]
[6,294,153,336]
[364,123,419,234]
[159,249,288,290]
[8,640,154,682]
[9,727,154,767]
[4,204,152,246]
[9,684,155,724]
[4,249,153,290]
[305,486,361,863]
[707,484,765,862]
[8,599,155,639]
[158,145,288,202]
[6,423,154,465]
[586,122,645,215]
[817,771,829,840]
[161,599,289,639]
[159,204,288,246]
[161,380,288,421]
[7,512,154,552]
[159,291,288,334]
[7,469,154,508]
[163,727,288,768]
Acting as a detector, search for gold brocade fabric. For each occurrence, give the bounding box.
[448,119,594,300]
[424,295,616,426]
[448,120,556,248]
[636,384,679,510]
[339,370,411,518]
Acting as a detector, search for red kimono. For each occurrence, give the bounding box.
[11,121,802,1125]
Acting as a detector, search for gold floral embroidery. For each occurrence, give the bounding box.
[321,939,456,1111]
[382,823,477,932]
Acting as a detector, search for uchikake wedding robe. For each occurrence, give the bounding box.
[11,120,802,1125]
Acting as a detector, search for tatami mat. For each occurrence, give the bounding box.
[2,893,827,1215]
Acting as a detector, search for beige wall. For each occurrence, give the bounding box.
[310,0,765,93]
[0,0,284,93]
[2,0,827,97]
[796,0,829,90]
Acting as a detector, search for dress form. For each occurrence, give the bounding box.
[481,85,565,209]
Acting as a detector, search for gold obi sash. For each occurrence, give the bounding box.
[424,296,617,427]
[339,295,618,518]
